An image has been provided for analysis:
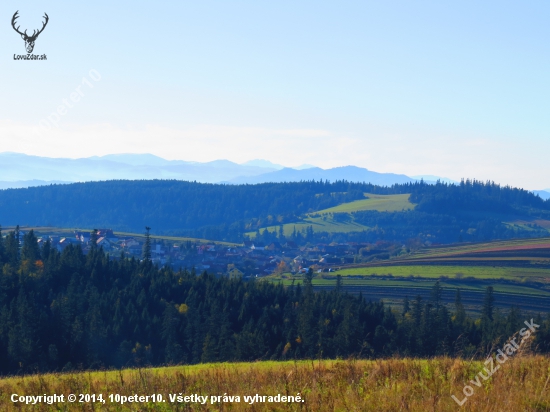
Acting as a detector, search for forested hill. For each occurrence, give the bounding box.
[0,180,373,231]
[0,231,548,375]
[0,179,548,242]
[411,180,549,214]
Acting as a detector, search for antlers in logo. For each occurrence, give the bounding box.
[12,11,49,54]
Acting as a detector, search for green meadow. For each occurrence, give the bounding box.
[406,237,550,259]
[336,265,550,281]
[248,193,414,237]
[270,273,550,297]
[316,193,415,213]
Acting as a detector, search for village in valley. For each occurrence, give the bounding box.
[17,228,389,279]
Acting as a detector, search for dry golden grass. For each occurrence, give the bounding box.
[0,356,548,411]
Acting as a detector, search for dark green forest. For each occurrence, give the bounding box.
[0,179,548,244]
[0,227,548,375]
[0,180,366,233]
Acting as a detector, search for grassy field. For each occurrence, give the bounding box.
[248,214,371,237]
[343,238,550,276]
[267,236,550,289]
[248,193,414,237]
[506,218,550,230]
[271,273,550,296]
[336,265,550,281]
[1,356,549,411]
[267,237,550,313]
[404,237,550,259]
[316,193,415,214]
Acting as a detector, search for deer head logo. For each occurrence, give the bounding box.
[11,11,49,54]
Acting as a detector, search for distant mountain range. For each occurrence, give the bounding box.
[0,180,71,190]
[0,152,548,194]
[0,152,275,184]
[240,160,316,170]
[533,190,550,200]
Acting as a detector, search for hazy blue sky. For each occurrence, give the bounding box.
[2,1,550,188]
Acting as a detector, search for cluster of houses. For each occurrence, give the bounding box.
[25,229,392,278]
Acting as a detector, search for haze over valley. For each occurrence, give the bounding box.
[1,152,548,200]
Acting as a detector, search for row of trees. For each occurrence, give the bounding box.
[412,178,550,215]
[0,227,548,375]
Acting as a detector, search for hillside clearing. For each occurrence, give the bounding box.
[248,215,370,237]
[248,193,415,237]
[315,193,415,214]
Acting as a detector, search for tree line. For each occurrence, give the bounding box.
[0,179,548,244]
[0,227,548,375]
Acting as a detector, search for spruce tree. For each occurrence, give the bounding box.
[90,229,98,252]
[430,280,443,308]
[4,231,19,268]
[298,268,316,356]
[21,230,40,263]
[0,225,4,264]
[41,238,52,261]
[14,225,21,263]
[336,274,343,294]
[402,296,410,317]
[454,289,466,326]
[142,227,152,261]
[412,295,423,326]
[482,286,494,321]
[14,225,20,248]
[481,286,495,347]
